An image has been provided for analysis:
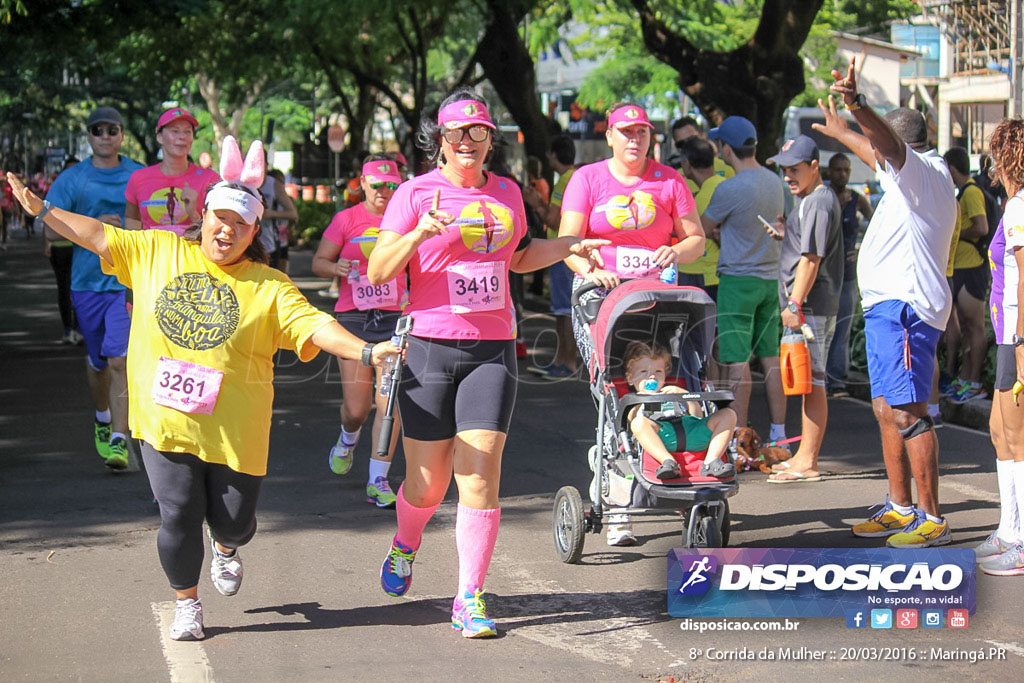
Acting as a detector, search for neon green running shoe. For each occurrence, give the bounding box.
[105,436,129,471]
[94,421,112,459]
[366,477,397,508]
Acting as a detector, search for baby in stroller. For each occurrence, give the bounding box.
[623,340,738,480]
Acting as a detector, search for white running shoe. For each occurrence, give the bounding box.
[169,598,204,641]
[606,514,636,546]
[208,528,243,596]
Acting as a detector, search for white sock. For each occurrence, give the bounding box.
[368,458,391,484]
[769,423,786,443]
[996,459,1018,541]
[339,427,361,447]
[1013,461,1024,543]
[927,403,940,419]
[892,501,915,516]
[96,409,111,423]
[925,512,944,524]
[110,431,127,443]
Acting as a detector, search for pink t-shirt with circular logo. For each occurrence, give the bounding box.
[125,164,221,235]
[561,159,695,279]
[322,203,406,313]
[379,169,527,340]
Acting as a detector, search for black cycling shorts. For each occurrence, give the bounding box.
[335,309,402,344]
[398,336,518,441]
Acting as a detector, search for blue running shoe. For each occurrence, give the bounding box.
[451,587,497,638]
[380,537,416,597]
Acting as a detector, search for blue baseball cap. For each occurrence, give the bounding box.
[767,135,819,167]
[708,116,757,150]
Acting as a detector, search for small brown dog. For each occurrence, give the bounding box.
[733,427,794,473]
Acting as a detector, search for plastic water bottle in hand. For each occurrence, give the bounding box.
[660,263,677,285]
[379,335,402,397]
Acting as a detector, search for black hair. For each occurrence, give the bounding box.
[942,147,970,176]
[549,134,576,166]
[883,107,928,147]
[183,182,268,264]
[415,87,500,166]
[362,152,391,165]
[828,152,850,168]
[672,116,702,134]
[677,137,715,169]
[732,146,755,160]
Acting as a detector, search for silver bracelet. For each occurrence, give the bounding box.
[36,200,52,220]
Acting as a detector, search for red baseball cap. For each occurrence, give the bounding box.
[157,107,199,132]
[608,105,654,130]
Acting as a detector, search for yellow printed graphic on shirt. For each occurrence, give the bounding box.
[600,190,657,230]
[454,201,514,253]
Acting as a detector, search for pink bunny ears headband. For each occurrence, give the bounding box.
[205,135,266,225]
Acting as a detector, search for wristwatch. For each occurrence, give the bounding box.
[1012,334,1024,348]
[847,93,868,112]
[786,299,801,315]
[360,342,376,366]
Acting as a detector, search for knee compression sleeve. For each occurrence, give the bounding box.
[898,414,934,440]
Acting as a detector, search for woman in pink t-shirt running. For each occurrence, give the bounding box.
[367,88,607,638]
[312,155,407,507]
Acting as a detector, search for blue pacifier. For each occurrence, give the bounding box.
[641,379,659,392]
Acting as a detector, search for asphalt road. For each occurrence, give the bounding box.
[1,233,1021,682]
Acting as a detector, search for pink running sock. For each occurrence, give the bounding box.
[395,483,440,551]
[456,504,501,596]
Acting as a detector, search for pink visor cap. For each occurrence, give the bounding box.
[157,107,199,132]
[362,159,401,184]
[608,105,654,130]
[437,100,496,130]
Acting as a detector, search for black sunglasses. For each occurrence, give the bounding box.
[369,181,399,191]
[89,125,121,137]
[442,125,490,144]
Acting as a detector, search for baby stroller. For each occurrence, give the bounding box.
[553,280,738,563]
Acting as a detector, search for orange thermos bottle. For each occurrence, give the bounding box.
[780,330,812,396]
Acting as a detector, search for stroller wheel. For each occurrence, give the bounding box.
[684,502,729,548]
[553,486,586,564]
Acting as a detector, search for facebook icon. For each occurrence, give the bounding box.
[845,609,867,629]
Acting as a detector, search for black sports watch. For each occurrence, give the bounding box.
[1013,334,1024,348]
[360,342,376,366]
[847,93,868,112]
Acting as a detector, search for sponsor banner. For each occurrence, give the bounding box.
[667,548,975,618]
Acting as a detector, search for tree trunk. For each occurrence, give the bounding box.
[472,0,551,176]
[631,0,823,161]
[196,72,268,147]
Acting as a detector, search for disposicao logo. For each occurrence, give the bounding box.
[667,548,975,619]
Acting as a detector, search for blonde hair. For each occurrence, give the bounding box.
[623,340,671,377]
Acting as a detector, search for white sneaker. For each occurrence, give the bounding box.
[329,441,355,475]
[208,529,243,596]
[169,598,204,641]
[606,514,636,546]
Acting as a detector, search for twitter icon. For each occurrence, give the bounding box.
[870,609,892,629]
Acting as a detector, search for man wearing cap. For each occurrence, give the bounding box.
[814,58,957,548]
[702,115,788,442]
[670,116,734,193]
[763,135,843,484]
[44,106,144,470]
[125,108,220,234]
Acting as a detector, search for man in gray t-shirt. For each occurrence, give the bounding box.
[763,135,843,484]
[703,116,787,440]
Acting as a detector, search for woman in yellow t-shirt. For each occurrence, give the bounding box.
[5,140,396,643]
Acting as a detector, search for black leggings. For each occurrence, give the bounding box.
[49,244,76,331]
[141,442,263,590]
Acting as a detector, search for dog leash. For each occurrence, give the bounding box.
[765,435,803,447]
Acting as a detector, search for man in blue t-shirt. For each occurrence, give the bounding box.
[46,106,143,470]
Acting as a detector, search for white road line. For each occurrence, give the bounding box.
[942,480,1000,504]
[151,602,216,683]
[983,640,1024,659]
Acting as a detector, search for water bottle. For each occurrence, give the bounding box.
[347,259,360,283]
[379,335,402,396]
[780,330,812,396]
[660,263,677,285]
